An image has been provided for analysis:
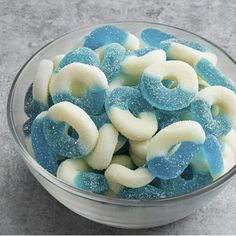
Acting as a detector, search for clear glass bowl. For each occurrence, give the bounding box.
[7,21,236,229]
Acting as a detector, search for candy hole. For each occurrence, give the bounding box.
[161,75,178,89]
[70,81,87,98]
[67,126,79,139]
[211,104,220,117]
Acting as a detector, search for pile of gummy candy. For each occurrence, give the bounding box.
[23,25,236,200]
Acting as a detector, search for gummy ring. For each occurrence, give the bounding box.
[80,25,139,51]
[191,86,236,137]
[54,47,99,73]
[105,164,154,189]
[194,58,236,93]
[121,49,166,85]
[105,86,157,141]
[140,60,198,111]
[97,43,126,83]
[146,121,206,179]
[57,159,108,193]
[139,28,174,48]
[191,135,236,179]
[160,39,217,66]
[43,101,99,158]
[31,112,57,175]
[50,63,108,115]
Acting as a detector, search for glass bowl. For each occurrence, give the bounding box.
[7,21,236,229]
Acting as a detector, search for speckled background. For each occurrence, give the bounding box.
[1,0,236,234]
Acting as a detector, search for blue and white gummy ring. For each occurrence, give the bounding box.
[43,101,99,158]
[57,159,108,193]
[140,60,198,111]
[105,86,158,141]
[191,86,236,137]
[146,121,206,179]
[80,25,140,51]
[50,63,108,115]
[159,39,217,66]
[31,112,58,175]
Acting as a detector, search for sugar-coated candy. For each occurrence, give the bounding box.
[194,58,236,93]
[147,121,205,179]
[31,112,57,175]
[119,185,166,200]
[141,60,198,111]
[115,134,127,152]
[105,86,157,141]
[81,25,139,50]
[139,28,175,48]
[97,43,126,83]
[121,49,166,85]
[106,155,134,194]
[43,101,99,158]
[105,164,154,189]
[191,86,236,137]
[57,159,108,193]
[54,47,99,73]
[159,39,217,66]
[50,63,108,115]
[191,135,236,179]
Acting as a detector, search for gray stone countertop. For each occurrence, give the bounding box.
[1,0,236,234]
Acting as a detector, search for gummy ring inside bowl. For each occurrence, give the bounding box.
[43,101,99,158]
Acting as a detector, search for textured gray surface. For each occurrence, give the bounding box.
[1,0,236,234]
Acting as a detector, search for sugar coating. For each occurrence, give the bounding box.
[191,98,232,137]
[52,87,106,115]
[119,185,166,200]
[141,60,198,111]
[99,43,126,83]
[201,135,224,178]
[156,110,181,130]
[105,86,157,141]
[54,47,100,73]
[43,102,99,158]
[140,28,175,48]
[159,171,213,197]
[147,142,202,179]
[105,86,154,116]
[31,113,57,175]
[194,58,236,93]
[74,172,108,194]
[82,25,139,50]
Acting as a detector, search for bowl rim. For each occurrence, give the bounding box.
[7,20,236,206]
